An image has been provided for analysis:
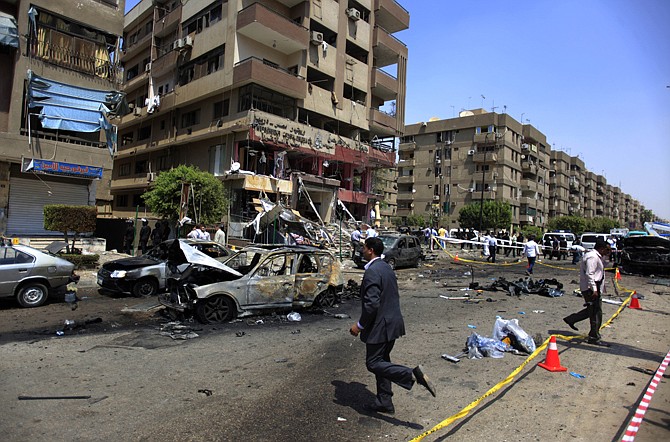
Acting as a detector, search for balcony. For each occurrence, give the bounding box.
[122,32,152,62]
[474,133,497,145]
[398,142,415,151]
[472,152,497,163]
[150,50,178,78]
[519,214,534,224]
[371,68,398,101]
[397,158,415,167]
[397,175,414,184]
[373,25,407,67]
[233,57,306,99]
[521,161,538,175]
[237,3,309,55]
[369,108,398,136]
[374,0,410,33]
[396,190,415,200]
[338,188,370,205]
[153,3,181,38]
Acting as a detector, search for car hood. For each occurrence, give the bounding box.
[103,256,160,271]
[168,239,242,277]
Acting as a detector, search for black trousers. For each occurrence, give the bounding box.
[365,340,414,407]
[564,288,603,340]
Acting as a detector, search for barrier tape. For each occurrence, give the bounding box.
[621,349,670,441]
[409,281,637,441]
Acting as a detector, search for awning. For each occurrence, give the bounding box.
[0,11,19,48]
[26,71,127,154]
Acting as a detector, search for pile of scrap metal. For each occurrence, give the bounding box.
[472,277,564,297]
[247,198,334,247]
[621,235,670,276]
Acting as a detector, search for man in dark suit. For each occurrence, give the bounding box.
[350,237,436,414]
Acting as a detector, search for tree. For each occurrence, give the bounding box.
[585,217,619,233]
[640,209,654,225]
[142,165,227,227]
[406,214,426,227]
[458,201,512,231]
[547,216,588,235]
[43,205,97,253]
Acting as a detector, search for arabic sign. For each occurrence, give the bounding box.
[25,159,103,179]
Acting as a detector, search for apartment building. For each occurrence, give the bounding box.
[400,109,550,231]
[113,0,406,229]
[0,0,124,236]
[400,110,645,231]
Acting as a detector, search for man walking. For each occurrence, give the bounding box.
[487,233,498,263]
[215,224,226,246]
[563,239,611,346]
[350,237,436,414]
[522,235,541,275]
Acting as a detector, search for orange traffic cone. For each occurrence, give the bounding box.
[538,336,567,372]
[629,291,642,309]
[454,254,459,262]
[615,268,621,281]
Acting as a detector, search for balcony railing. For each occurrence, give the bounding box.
[233,57,306,99]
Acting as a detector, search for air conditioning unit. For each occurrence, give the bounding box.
[144,63,151,72]
[175,38,184,49]
[468,188,475,193]
[346,8,361,20]
[310,31,324,44]
[521,144,529,150]
[147,172,156,182]
[436,159,441,164]
[183,35,193,48]
[432,195,440,201]
[409,202,415,208]
[128,103,135,110]
[133,107,142,116]
[467,150,475,155]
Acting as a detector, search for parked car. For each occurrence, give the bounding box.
[97,239,232,297]
[0,242,77,308]
[159,244,344,323]
[580,233,610,250]
[353,234,423,269]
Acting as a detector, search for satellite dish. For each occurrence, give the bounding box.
[459,110,474,117]
[231,162,241,172]
[429,117,440,122]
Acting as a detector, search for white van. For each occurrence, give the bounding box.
[542,231,576,249]
[580,233,610,250]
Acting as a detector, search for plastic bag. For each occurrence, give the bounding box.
[492,318,536,353]
[286,312,302,322]
[466,332,509,359]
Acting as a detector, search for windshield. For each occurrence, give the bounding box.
[581,235,601,243]
[379,236,399,250]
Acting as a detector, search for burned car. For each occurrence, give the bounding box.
[0,243,77,308]
[621,235,670,276]
[354,234,423,269]
[97,239,231,297]
[159,244,344,323]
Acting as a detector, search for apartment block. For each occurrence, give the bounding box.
[401,110,549,231]
[113,0,407,229]
[0,0,124,236]
[400,110,645,231]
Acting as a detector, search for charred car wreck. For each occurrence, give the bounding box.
[160,242,344,323]
[621,235,670,276]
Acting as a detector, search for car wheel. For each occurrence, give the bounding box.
[132,278,159,297]
[17,283,48,308]
[195,296,236,324]
[314,288,337,308]
[387,258,396,270]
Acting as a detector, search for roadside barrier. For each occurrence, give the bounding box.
[621,349,670,441]
[409,272,638,441]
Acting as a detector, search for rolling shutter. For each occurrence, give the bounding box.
[7,177,90,236]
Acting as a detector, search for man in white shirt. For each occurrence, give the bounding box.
[563,239,611,346]
[522,235,541,275]
[214,224,226,245]
[487,233,498,263]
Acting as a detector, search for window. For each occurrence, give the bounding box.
[135,160,148,174]
[209,144,226,176]
[181,110,200,128]
[238,84,296,119]
[138,126,151,141]
[156,154,170,171]
[118,163,131,177]
[116,194,129,207]
[132,193,145,208]
[213,100,230,118]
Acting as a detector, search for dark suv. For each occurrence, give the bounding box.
[354,234,423,269]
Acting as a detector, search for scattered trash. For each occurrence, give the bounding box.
[466,332,510,359]
[333,313,350,319]
[287,312,302,322]
[602,299,623,305]
[256,320,264,325]
[198,389,213,396]
[291,329,301,334]
[467,324,477,329]
[56,331,64,336]
[18,395,91,400]
[235,331,246,337]
[440,295,469,300]
[532,310,545,314]
[337,417,347,422]
[486,298,495,302]
[628,366,670,378]
[492,317,536,353]
[64,319,75,330]
[627,382,636,386]
[569,372,585,379]
[442,351,468,363]
[518,311,526,315]
[275,358,288,363]
[159,321,200,340]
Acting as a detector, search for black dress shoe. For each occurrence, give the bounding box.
[413,365,437,397]
[563,318,578,331]
[363,403,395,414]
[587,339,611,347]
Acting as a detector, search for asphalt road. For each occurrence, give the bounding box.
[0,250,668,441]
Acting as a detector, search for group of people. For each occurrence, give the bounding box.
[123,220,227,255]
[350,223,379,257]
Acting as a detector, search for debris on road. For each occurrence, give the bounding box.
[287,312,302,322]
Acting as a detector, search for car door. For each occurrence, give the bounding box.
[406,237,421,264]
[395,238,408,266]
[0,247,35,296]
[245,253,295,308]
[294,252,329,305]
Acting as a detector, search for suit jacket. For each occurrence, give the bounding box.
[358,258,406,344]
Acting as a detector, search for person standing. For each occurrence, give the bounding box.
[350,225,362,258]
[123,220,135,255]
[522,235,541,275]
[571,239,585,264]
[366,224,378,238]
[438,226,447,249]
[487,233,498,263]
[563,239,611,346]
[349,237,436,414]
[509,233,517,257]
[200,224,211,240]
[215,224,226,246]
[151,221,163,248]
[138,218,152,254]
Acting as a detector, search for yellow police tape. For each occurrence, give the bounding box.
[409,279,635,441]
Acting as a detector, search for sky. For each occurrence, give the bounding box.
[124,0,670,219]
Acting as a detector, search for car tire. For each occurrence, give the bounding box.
[314,287,338,308]
[17,283,48,308]
[387,258,396,270]
[132,278,159,297]
[195,296,236,324]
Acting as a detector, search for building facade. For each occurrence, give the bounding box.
[400,110,644,231]
[114,0,406,230]
[0,0,125,236]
